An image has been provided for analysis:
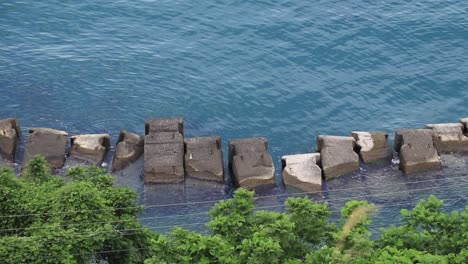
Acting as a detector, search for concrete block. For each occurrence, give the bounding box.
[145,118,183,135]
[0,118,20,162]
[70,134,110,165]
[282,153,322,192]
[23,128,68,169]
[425,123,468,153]
[352,131,392,163]
[316,135,360,179]
[184,136,224,182]
[112,130,144,171]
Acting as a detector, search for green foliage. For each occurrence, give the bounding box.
[1,156,467,263]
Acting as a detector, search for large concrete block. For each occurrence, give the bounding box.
[282,153,322,192]
[112,130,144,171]
[394,129,441,174]
[425,123,468,153]
[144,117,185,184]
[145,118,183,135]
[459,118,468,134]
[229,137,274,188]
[0,118,20,162]
[70,134,110,165]
[352,131,392,163]
[316,136,360,179]
[23,128,68,169]
[184,136,224,182]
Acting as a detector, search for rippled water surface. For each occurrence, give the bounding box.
[1,0,467,233]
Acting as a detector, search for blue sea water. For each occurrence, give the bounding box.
[1,0,467,233]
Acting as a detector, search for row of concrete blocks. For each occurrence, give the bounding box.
[1,117,468,192]
[0,118,144,171]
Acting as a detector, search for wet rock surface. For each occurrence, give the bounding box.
[316,135,360,179]
[184,136,224,182]
[352,131,392,163]
[229,137,274,188]
[282,153,322,192]
[394,129,441,174]
[0,118,20,162]
[23,128,68,169]
[112,130,144,171]
[425,123,468,153]
[144,118,185,183]
[70,134,110,165]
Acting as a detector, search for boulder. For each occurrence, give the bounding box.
[23,128,68,169]
[282,153,322,192]
[229,137,274,188]
[352,131,392,163]
[144,118,185,183]
[184,136,224,182]
[459,118,468,133]
[316,136,360,179]
[112,130,144,171]
[394,129,441,174]
[425,123,468,153]
[0,118,20,162]
[70,134,110,165]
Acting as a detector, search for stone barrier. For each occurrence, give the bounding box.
[184,136,224,183]
[0,118,20,162]
[460,118,468,133]
[70,134,110,165]
[394,129,441,174]
[144,118,185,184]
[425,123,468,153]
[112,130,144,171]
[316,135,360,179]
[23,128,68,169]
[282,153,322,192]
[228,137,274,188]
[352,131,392,163]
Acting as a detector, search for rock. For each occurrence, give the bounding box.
[112,130,144,171]
[0,118,20,162]
[425,123,468,153]
[184,136,224,182]
[70,134,110,165]
[282,153,322,192]
[23,128,68,169]
[459,118,468,133]
[229,137,275,188]
[352,131,392,163]
[145,118,183,135]
[394,129,441,174]
[316,136,360,179]
[144,118,185,183]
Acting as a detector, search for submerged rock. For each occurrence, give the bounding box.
[70,134,110,165]
[23,128,68,169]
[425,123,468,153]
[112,130,144,171]
[229,137,274,188]
[352,131,392,163]
[316,135,360,179]
[0,118,20,162]
[184,136,224,183]
[282,153,322,192]
[394,129,441,174]
[144,118,185,184]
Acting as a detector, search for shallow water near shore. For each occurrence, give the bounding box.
[1,0,467,234]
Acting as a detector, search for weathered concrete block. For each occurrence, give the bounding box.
[229,137,274,188]
[70,134,110,165]
[394,129,441,174]
[459,118,468,133]
[23,128,68,169]
[352,131,392,163]
[0,118,20,162]
[425,123,468,153]
[282,153,322,192]
[184,136,224,182]
[144,117,185,184]
[145,118,183,135]
[112,130,144,171]
[316,136,360,179]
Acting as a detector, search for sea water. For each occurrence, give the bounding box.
[1,0,467,234]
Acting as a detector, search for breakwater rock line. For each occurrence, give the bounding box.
[1,117,468,193]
